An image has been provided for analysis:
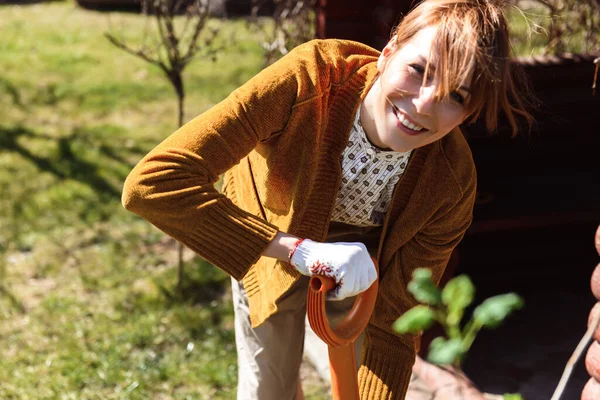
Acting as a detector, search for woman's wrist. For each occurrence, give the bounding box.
[261,231,302,262]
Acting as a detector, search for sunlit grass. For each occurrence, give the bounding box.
[0,1,332,397]
[1,1,573,397]
[0,1,262,398]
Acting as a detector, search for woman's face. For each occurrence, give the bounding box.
[361,26,473,153]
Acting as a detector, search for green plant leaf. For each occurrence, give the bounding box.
[473,293,524,328]
[393,305,435,334]
[426,337,464,365]
[442,275,475,326]
[503,394,525,400]
[408,268,442,305]
[412,268,433,281]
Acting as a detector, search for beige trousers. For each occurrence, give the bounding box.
[232,276,364,400]
[232,222,379,400]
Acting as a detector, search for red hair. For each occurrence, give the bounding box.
[389,0,534,135]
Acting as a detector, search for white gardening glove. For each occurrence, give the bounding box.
[289,239,377,301]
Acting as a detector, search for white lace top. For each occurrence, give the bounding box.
[331,107,412,226]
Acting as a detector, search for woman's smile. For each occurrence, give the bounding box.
[389,102,429,136]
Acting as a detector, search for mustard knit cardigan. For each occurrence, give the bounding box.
[122,39,477,399]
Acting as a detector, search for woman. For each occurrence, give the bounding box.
[122,0,533,398]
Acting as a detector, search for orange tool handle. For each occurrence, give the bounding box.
[307,257,379,400]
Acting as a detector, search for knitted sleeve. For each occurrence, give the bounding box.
[357,177,477,399]
[121,42,324,280]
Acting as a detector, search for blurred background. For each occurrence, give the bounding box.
[0,0,598,398]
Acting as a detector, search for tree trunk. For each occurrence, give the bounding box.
[172,70,186,293]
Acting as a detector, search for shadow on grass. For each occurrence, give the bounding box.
[165,277,228,305]
[0,78,25,109]
[0,124,148,200]
[71,126,151,167]
[0,285,27,313]
[75,1,143,13]
[160,258,229,306]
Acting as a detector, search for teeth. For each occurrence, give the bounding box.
[396,110,424,132]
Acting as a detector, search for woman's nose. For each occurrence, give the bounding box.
[412,85,436,116]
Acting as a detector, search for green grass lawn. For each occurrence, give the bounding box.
[1,0,586,398]
[0,2,329,398]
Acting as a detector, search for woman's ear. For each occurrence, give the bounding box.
[377,36,398,73]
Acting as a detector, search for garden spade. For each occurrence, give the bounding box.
[306,258,379,400]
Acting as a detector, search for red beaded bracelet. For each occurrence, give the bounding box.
[288,238,306,263]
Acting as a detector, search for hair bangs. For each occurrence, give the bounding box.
[391,0,535,135]
[425,11,482,112]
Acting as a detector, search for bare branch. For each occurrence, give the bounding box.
[551,302,600,400]
[250,0,317,66]
[182,1,211,62]
[179,0,196,41]
[153,1,173,68]
[510,0,600,55]
[105,0,219,291]
[531,0,557,13]
[160,0,182,68]
[104,32,165,69]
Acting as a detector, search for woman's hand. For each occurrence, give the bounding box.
[582,225,600,400]
[289,239,377,301]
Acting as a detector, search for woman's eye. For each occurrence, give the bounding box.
[450,91,465,105]
[408,64,425,76]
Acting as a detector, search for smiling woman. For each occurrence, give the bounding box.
[360,26,473,153]
[359,0,534,156]
[121,1,535,399]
